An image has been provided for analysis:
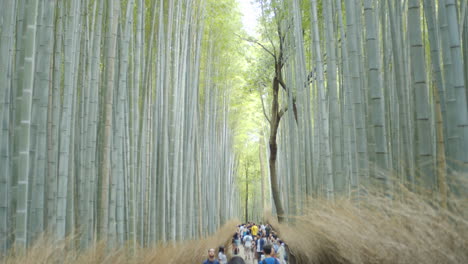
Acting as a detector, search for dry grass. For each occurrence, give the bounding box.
[3,185,468,264]
[2,220,239,264]
[269,189,468,264]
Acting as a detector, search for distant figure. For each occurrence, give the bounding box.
[242,231,254,260]
[233,231,241,254]
[260,244,280,264]
[251,239,257,259]
[251,223,258,236]
[276,240,287,264]
[203,248,220,264]
[256,235,264,262]
[218,246,227,264]
[272,237,279,253]
[233,245,240,255]
[265,224,271,237]
[227,256,246,264]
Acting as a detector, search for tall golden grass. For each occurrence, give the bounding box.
[2,220,239,264]
[269,187,468,264]
[3,185,468,263]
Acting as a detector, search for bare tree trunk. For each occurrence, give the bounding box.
[269,75,286,223]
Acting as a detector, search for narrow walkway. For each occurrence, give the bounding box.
[229,223,288,264]
[231,244,256,264]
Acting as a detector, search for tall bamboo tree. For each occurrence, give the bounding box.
[15,0,39,248]
[363,0,389,187]
[98,0,119,241]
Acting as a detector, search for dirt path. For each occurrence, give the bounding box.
[231,244,257,264]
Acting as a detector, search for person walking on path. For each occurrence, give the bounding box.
[251,223,258,236]
[233,231,241,255]
[276,240,287,264]
[260,244,280,264]
[243,231,254,260]
[203,248,220,264]
[228,256,246,264]
[265,224,271,237]
[256,234,265,262]
[218,246,227,264]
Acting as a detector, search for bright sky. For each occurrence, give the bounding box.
[237,0,261,36]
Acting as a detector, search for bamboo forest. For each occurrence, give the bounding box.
[0,0,467,263]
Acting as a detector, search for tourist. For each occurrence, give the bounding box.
[233,231,241,255]
[227,256,246,264]
[260,244,280,264]
[277,240,287,264]
[203,248,220,264]
[242,231,254,260]
[218,246,227,264]
[256,234,266,262]
[251,223,258,236]
[265,224,271,237]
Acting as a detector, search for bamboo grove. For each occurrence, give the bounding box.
[1,0,468,254]
[0,0,242,251]
[252,0,468,218]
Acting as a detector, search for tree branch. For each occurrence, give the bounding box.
[292,97,298,124]
[260,0,277,57]
[236,33,276,59]
[275,77,298,124]
[258,87,271,125]
[278,99,298,124]
[278,106,288,119]
[277,77,287,91]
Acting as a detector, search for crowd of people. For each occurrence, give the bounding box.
[202,222,288,264]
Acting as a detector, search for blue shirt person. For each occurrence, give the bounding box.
[203,248,220,264]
